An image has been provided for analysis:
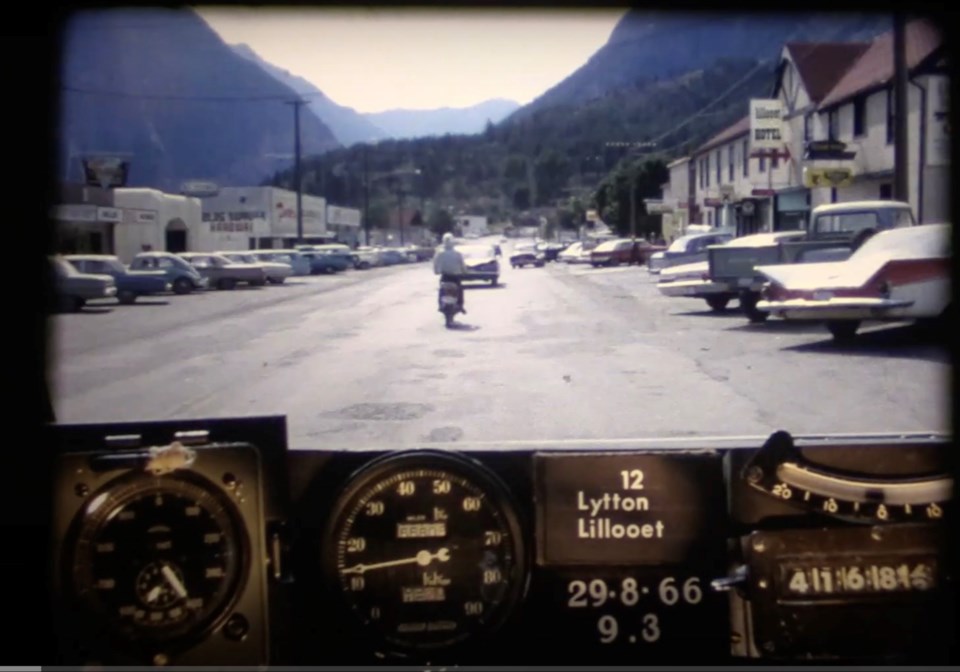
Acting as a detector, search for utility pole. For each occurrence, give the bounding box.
[894,13,909,201]
[363,144,370,246]
[629,166,637,240]
[286,99,305,243]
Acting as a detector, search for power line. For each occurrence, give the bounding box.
[61,84,328,103]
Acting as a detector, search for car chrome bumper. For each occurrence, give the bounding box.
[756,297,915,320]
[657,279,730,297]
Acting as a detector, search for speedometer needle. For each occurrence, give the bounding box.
[161,564,188,598]
[342,548,451,575]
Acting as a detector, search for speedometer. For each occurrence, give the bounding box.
[322,451,528,653]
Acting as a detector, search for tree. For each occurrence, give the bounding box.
[512,187,530,211]
[368,202,390,229]
[427,209,455,236]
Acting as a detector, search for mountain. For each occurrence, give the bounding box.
[231,43,387,147]
[510,11,891,120]
[58,8,340,192]
[362,99,521,139]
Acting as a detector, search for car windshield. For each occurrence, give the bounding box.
[667,235,700,252]
[46,7,947,457]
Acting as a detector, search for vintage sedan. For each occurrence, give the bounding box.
[510,243,545,268]
[219,251,293,284]
[755,223,951,340]
[50,255,117,312]
[129,251,208,294]
[458,243,500,285]
[247,249,312,276]
[179,252,268,289]
[656,259,737,311]
[590,238,665,267]
[647,230,734,274]
[65,254,170,304]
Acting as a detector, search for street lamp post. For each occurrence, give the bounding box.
[285,99,306,244]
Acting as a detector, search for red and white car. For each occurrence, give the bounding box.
[754,223,951,340]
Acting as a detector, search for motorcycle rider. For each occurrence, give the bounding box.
[433,232,466,314]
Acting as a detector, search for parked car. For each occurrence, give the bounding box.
[298,249,350,274]
[304,244,357,268]
[755,223,951,341]
[510,243,545,268]
[708,200,917,322]
[590,238,664,267]
[129,251,208,294]
[50,255,116,312]
[558,241,595,264]
[218,251,293,284]
[178,252,267,289]
[64,254,170,304]
[458,243,500,285]
[353,247,381,269]
[536,242,567,262]
[647,230,734,274]
[247,249,311,276]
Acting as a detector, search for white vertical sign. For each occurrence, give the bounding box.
[927,76,949,167]
[750,99,784,151]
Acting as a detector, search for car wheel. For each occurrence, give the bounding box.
[117,290,137,305]
[705,296,729,312]
[827,320,860,341]
[490,277,498,286]
[172,277,192,294]
[740,292,768,323]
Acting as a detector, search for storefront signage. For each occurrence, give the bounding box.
[804,140,856,161]
[97,207,122,222]
[52,204,97,221]
[803,166,854,189]
[750,99,784,151]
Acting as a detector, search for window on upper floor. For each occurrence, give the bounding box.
[853,96,866,137]
[728,146,734,182]
[715,150,721,184]
[742,139,749,177]
[804,113,812,142]
[829,108,839,140]
[759,154,766,173]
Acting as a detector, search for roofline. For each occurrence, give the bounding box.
[692,128,750,156]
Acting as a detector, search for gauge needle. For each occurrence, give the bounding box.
[161,564,188,598]
[146,585,162,603]
[342,548,451,575]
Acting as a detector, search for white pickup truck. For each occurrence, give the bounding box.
[706,200,917,322]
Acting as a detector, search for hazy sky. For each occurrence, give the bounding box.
[195,7,626,113]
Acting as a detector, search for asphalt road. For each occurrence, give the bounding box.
[49,241,951,449]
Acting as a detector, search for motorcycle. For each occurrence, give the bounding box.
[438,279,463,327]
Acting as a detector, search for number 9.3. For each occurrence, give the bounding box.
[597,614,660,644]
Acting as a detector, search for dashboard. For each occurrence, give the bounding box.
[46,416,956,666]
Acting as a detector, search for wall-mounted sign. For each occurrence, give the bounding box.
[181,180,220,197]
[52,204,97,221]
[803,166,854,188]
[96,207,122,223]
[81,156,130,189]
[804,140,856,161]
[750,99,784,151]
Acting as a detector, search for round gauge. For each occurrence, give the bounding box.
[322,451,528,652]
[67,472,249,650]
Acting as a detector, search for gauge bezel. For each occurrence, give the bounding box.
[63,469,252,656]
[320,450,530,656]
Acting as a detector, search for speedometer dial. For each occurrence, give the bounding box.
[323,452,528,652]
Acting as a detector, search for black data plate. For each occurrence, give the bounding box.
[527,567,729,663]
[741,524,952,661]
[535,452,726,565]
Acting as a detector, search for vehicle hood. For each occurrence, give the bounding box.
[755,260,867,289]
[659,260,708,280]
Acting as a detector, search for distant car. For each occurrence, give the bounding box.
[179,252,267,289]
[219,251,293,284]
[129,251,208,294]
[647,231,734,274]
[458,243,500,285]
[247,249,311,276]
[64,254,170,304]
[590,238,664,266]
[50,255,117,312]
[510,243,545,268]
[755,223,951,341]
